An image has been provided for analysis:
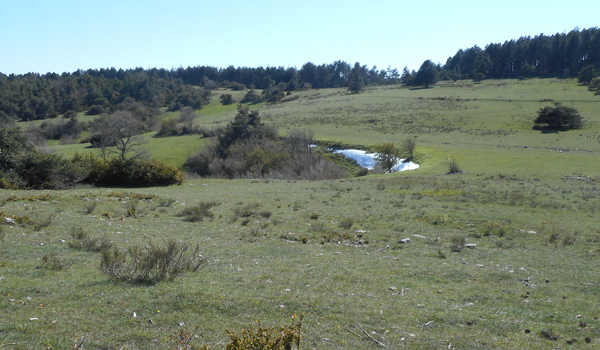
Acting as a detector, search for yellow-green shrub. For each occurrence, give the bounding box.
[87,157,185,187]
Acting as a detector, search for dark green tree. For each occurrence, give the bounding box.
[215,105,264,158]
[242,89,261,103]
[0,111,16,128]
[578,65,598,84]
[400,67,413,84]
[414,60,437,88]
[472,52,491,81]
[348,62,365,94]
[220,93,234,105]
[534,103,583,129]
[0,127,35,173]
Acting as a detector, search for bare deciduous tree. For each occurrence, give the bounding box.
[178,106,197,132]
[89,111,148,160]
[401,136,416,162]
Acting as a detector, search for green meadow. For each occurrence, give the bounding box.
[2,78,600,349]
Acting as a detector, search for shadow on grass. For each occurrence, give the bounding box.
[533,125,577,134]
[409,86,434,91]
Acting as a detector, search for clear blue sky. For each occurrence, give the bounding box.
[1,0,599,75]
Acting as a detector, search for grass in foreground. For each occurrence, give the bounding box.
[1,171,600,349]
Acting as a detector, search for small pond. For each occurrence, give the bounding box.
[334,149,419,172]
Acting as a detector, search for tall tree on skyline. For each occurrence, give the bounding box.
[348,62,365,94]
[415,60,437,88]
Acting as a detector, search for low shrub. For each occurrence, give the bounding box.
[482,223,507,237]
[445,157,462,174]
[68,226,113,252]
[355,167,369,177]
[70,226,87,240]
[450,235,466,252]
[15,152,91,189]
[125,201,139,217]
[259,211,272,219]
[224,314,303,350]
[1,213,32,226]
[179,201,219,222]
[40,253,70,271]
[99,240,206,284]
[87,157,185,187]
[33,213,54,231]
[84,202,97,214]
[339,218,354,230]
[233,203,260,218]
[158,198,176,207]
[562,233,576,246]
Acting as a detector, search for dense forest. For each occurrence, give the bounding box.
[1,27,599,124]
[440,27,600,80]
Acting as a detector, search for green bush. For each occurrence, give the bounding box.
[534,103,583,129]
[156,118,181,137]
[87,157,185,187]
[14,152,89,189]
[84,202,97,214]
[450,235,466,252]
[339,218,354,230]
[99,240,206,284]
[220,93,234,105]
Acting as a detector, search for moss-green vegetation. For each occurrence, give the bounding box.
[1,78,599,348]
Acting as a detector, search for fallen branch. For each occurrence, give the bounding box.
[418,320,434,328]
[74,336,87,350]
[358,323,388,348]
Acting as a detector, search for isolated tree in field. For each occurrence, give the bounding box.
[220,93,234,105]
[414,60,437,88]
[375,142,400,173]
[348,62,364,94]
[534,103,583,130]
[401,137,417,161]
[89,111,148,160]
[178,106,197,131]
[242,89,261,103]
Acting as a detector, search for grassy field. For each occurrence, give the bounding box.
[1,78,600,349]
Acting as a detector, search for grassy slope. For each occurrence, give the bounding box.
[1,79,600,349]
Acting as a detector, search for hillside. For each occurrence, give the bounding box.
[1,78,600,349]
[33,77,600,177]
